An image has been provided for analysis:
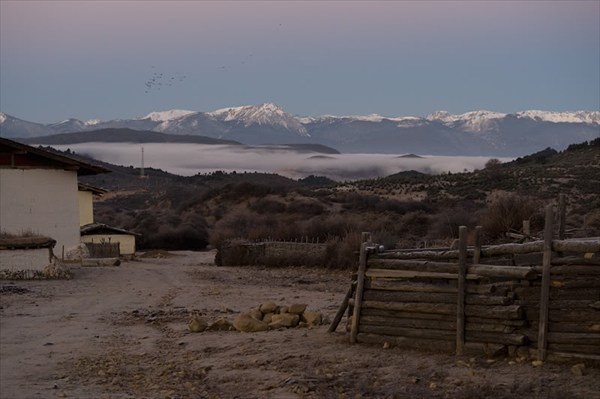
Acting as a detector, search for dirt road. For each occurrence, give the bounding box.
[1,251,599,398]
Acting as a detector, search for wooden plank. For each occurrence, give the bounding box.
[481,242,544,256]
[473,226,482,264]
[367,259,538,280]
[328,281,355,333]
[350,241,369,344]
[365,268,461,280]
[552,239,600,253]
[365,279,458,293]
[354,300,524,320]
[359,324,456,340]
[367,258,458,272]
[362,290,456,304]
[456,226,468,355]
[551,256,600,266]
[538,205,554,361]
[356,333,456,353]
[546,332,600,345]
[547,343,600,355]
[469,264,538,280]
[558,193,566,240]
[360,308,456,321]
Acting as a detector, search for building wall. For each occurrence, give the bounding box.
[78,190,94,226]
[0,168,80,252]
[0,248,51,271]
[80,234,136,255]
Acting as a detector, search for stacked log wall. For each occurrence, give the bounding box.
[351,238,600,361]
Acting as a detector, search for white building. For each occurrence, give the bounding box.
[0,138,107,254]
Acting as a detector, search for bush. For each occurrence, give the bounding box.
[478,191,540,239]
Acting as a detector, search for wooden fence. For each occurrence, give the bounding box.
[333,207,600,361]
[85,241,120,258]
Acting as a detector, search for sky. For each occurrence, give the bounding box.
[1,0,599,124]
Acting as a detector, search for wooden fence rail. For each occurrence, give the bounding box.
[338,204,600,362]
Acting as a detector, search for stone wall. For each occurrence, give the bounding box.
[216,240,328,266]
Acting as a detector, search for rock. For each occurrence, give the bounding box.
[262,312,274,324]
[288,304,308,314]
[382,341,390,349]
[269,313,300,329]
[571,363,586,376]
[248,308,263,321]
[278,306,289,314]
[301,311,322,326]
[207,318,232,331]
[484,343,507,358]
[188,316,208,333]
[233,313,269,332]
[531,360,544,367]
[259,302,279,314]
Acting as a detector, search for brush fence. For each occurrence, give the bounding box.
[349,210,599,361]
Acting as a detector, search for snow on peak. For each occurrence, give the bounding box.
[426,110,507,133]
[516,110,600,125]
[142,109,195,122]
[85,119,101,126]
[209,102,309,135]
[0,112,6,124]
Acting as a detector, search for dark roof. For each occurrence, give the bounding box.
[0,137,109,176]
[80,223,141,236]
[78,182,108,195]
[0,235,56,250]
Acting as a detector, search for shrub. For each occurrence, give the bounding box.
[478,191,540,239]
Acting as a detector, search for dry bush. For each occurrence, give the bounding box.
[428,206,478,240]
[478,191,541,239]
[323,232,363,269]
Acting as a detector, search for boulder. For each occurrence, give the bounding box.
[301,311,322,326]
[259,302,279,314]
[233,313,269,332]
[248,308,263,321]
[269,313,300,329]
[188,316,208,333]
[262,312,275,324]
[288,303,308,314]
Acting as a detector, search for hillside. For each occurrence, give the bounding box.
[69,139,600,259]
[18,128,241,145]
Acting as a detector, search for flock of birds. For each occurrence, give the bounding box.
[144,67,187,94]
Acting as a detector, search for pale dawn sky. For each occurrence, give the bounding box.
[1,0,598,123]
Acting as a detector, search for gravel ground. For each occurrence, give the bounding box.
[1,250,599,399]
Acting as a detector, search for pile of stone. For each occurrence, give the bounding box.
[187,302,323,333]
[233,302,323,332]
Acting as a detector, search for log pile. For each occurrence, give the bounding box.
[342,217,600,361]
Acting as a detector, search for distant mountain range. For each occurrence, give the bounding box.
[1,103,598,156]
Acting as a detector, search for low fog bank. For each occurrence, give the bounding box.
[48,143,511,181]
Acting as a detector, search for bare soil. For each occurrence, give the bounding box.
[1,251,599,399]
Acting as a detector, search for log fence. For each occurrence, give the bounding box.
[335,202,600,361]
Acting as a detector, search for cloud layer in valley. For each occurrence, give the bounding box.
[48,143,509,181]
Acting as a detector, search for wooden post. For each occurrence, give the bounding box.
[456,226,468,355]
[523,220,530,238]
[473,226,482,264]
[538,205,554,361]
[350,234,371,343]
[328,281,356,333]
[558,194,566,240]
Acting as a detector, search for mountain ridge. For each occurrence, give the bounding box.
[1,104,598,156]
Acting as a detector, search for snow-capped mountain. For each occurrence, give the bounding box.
[1,106,598,156]
[208,103,309,136]
[140,109,195,122]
